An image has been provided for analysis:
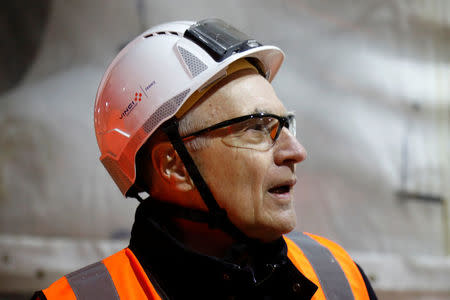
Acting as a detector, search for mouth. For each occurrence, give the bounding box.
[268,179,296,195]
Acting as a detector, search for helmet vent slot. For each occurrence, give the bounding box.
[144,31,180,38]
[177,46,208,77]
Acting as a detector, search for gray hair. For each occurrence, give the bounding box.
[178,111,212,152]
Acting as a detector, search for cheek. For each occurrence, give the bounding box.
[198,146,270,211]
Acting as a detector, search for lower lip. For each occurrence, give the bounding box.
[268,189,292,203]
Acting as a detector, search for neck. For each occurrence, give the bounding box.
[170,218,236,258]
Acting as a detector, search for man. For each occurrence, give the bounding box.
[33,19,377,299]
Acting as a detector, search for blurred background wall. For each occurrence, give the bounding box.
[0,0,449,299]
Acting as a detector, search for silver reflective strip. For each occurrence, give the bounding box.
[287,232,355,300]
[142,89,190,134]
[66,261,120,300]
[177,46,208,77]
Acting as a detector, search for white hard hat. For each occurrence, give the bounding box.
[94,19,284,196]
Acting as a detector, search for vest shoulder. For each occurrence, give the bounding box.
[41,248,128,300]
[285,231,350,255]
[284,232,358,283]
[285,232,372,300]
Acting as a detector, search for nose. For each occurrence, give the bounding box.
[273,127,307,166]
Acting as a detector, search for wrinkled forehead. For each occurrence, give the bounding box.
[194,72,287,126]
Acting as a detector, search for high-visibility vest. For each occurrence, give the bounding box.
[39,232,370,300]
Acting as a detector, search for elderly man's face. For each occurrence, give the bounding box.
[189,72,307,242]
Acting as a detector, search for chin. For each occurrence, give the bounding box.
[277,221,297,236]
[273,212,298,235]
[254,219,297,243]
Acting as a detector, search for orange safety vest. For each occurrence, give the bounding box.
[40,232,370,300]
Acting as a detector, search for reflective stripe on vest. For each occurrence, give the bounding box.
[286,232,354,300]
[285,232,370,300]
[43,248,163,300]
[65,261,120,300]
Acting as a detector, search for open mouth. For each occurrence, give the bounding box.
[268,185,292,194]
[268,179,296,195]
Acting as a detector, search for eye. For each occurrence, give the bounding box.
[247,123,267,132]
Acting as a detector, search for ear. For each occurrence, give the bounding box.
[151,142,195,192]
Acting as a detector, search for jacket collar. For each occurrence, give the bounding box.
[129,199,317,299]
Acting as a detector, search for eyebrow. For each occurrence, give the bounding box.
[252,108,293,117]
[252,108,265,114]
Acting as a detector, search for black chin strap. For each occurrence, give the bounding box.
[160,117,252,243]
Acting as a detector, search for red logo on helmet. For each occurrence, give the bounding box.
[119,84,154,120]
[134,92,142,101]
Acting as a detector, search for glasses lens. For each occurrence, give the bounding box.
[287,114,296,137]
[221,116,280,151]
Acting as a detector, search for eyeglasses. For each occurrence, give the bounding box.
[180,112,296,151]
